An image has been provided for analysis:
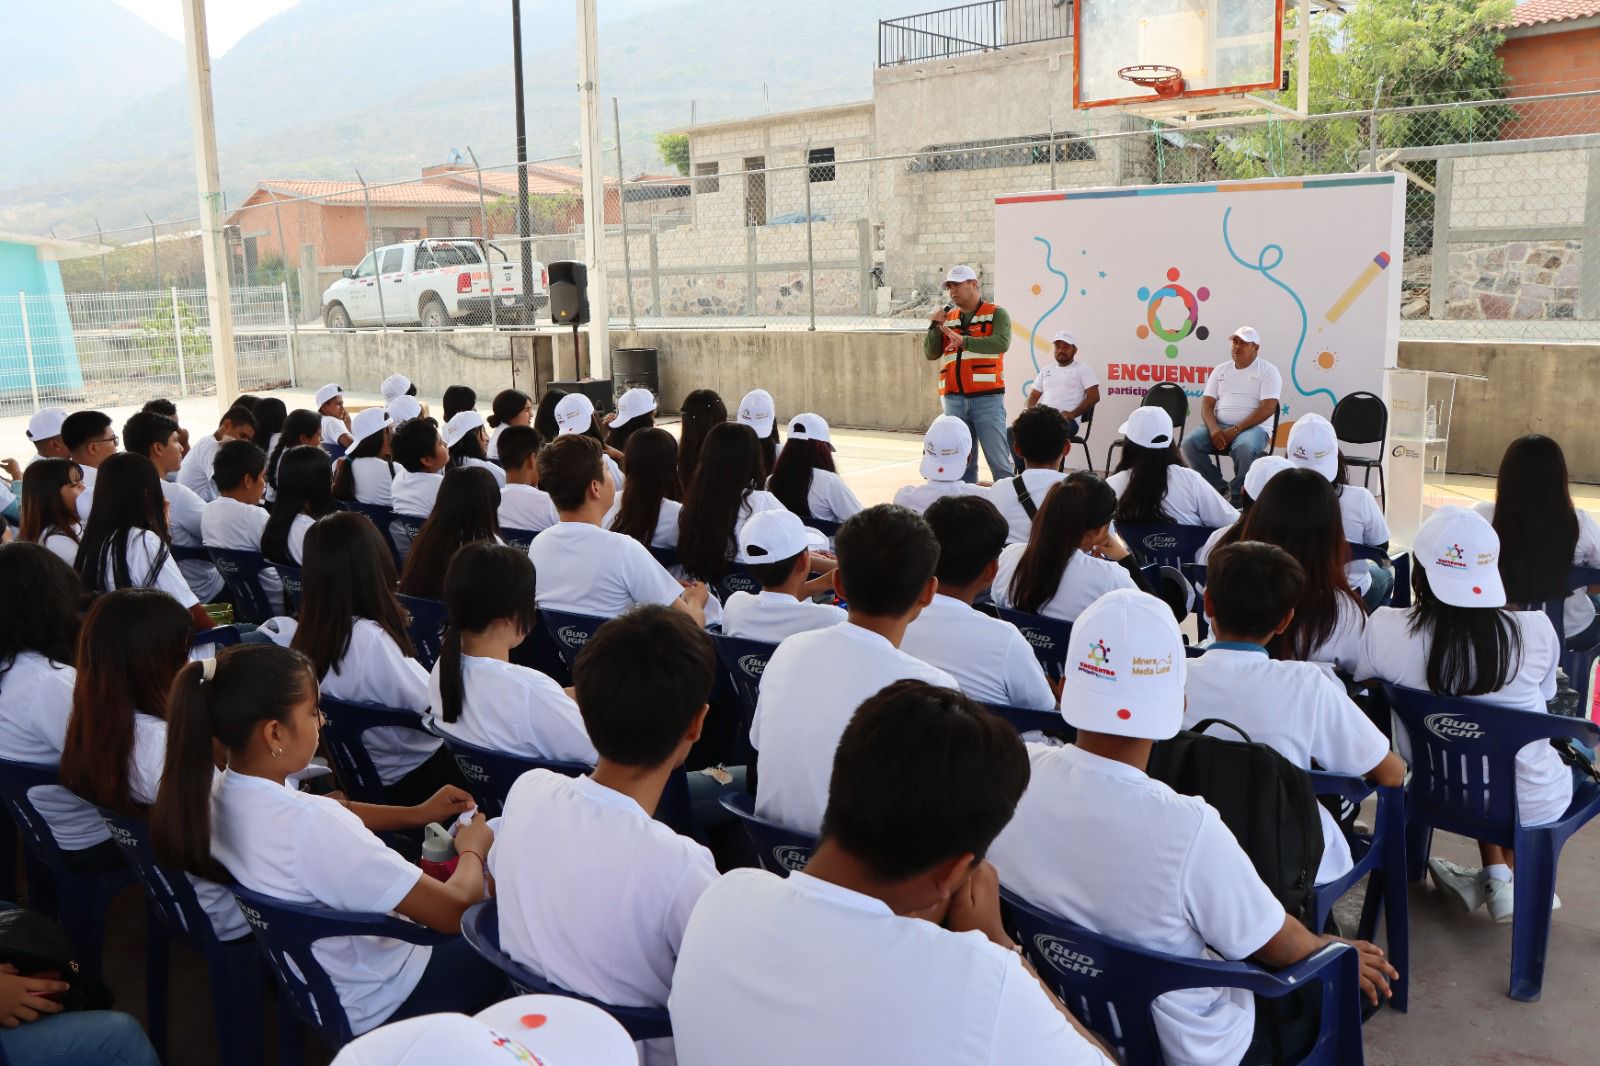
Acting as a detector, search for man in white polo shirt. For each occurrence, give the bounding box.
[1182,326,1282,504]
[1026,330,1100,439]
[671,681,1114,1065]
[719,510,845,643]
[988,589,1397,1066]
[891,415,988,514]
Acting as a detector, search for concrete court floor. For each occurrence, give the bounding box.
[8,390,1600,1064]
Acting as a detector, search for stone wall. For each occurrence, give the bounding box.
[1444,239,1584,320]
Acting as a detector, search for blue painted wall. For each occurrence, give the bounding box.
[0,240,85,401]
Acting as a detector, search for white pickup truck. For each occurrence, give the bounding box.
[321,239,547,328]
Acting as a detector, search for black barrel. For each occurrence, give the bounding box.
[612,347,659,400]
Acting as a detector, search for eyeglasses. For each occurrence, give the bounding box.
[96,433,119,447]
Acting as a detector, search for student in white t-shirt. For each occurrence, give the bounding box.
[752,505,958,833]
[24,407,71,465]
[672,681,1114,1066]
[892,415,989,515]
[903,494,1055,710]
[18,458,85,569]
[443,411,507,488]
[123,410,225,604]
[61,410,120,524]
[604,428,681,552]
[1355,506,1572,924]
[485,388,533,462]
[1195,456,1293,569]
[1181,326,1283,502]
[389,418,450,558]
[176,404,257,504]
[1187,542,1406,886]
[991,473,1139,626]
[677,423,787,583]
[735,388,781,481]
[553,393,625,490]
[1108,406,1240,529]
[1025,331,1099,437]
[605,387,658,455]
[719,510,844,643]
[495,605,722,1066]
[429,542,595,763]
[333,407,396,508]
[529,435,708,624]
[988,406,1072,545]
[315,383,353,449]
[57,588,248,939]
[494,425,559,536]
[261,447,338,567]
[291,512,459,804]
[262,409,321,506]
[200,439,286,615]
[767,414,862,529]
[988,590,1397,1066]
[1284,413,1392,611]
[150,643,503,1035]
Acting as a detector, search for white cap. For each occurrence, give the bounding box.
[920,415,972,481]
[613,387,657,427]
[787,412,833,450]
[1243,455,1294,502]
[1117,406,1177,450]
[1051,330,1078,347]
[736,389,775,439]
[738,509,826,564]
[554,393,596,436]
[1413,505,1505,608]
[943,265,978,286]
[349,407,392,447]
[1285,413,1339,482]
[380,373,413,402]
[387,396,423,423]
[314,383,343,408]
[330,997,636,1066]
[1231,325,1261,346]
[442,410,487,449]
[26,407,68,442]
[1060,588,1187,741]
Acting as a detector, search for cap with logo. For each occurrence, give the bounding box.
[920,415,972,482]
[1242,455,1294,502]
[1230,325,1261,346]
[1060,588,1187,741]
[787,412,834,451]
[1117,406,1177,450]
[349,407,393,447]
[738,509,827,565]
[1413,505,1505,608]
[943,265,978,286]
[554,393,596,437]
[613,387,657,428]
[387,396,424,423]
[314,383,343,409]
[736,389,776,439]
[26,406,68,442]
[442,410,487,450]
[1285,413,1339,482]
[1051,330,1078,347]
[330,996,635,1066]
[380,374,413,403]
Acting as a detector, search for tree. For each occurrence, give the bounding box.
[655,133,691,176]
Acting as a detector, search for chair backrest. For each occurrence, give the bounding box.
[995,608,1072,682]
[1117,523,1217,569]
[320,442,347,461]
[338,501,403,566]
[391,513,428,565]
[191,625,242,651]
[499,526,538,550]
[207,547,275,623]
[168,544,211,564]
[711,633,779,729]
[0,758,74,876]
[275,561,304,614]
[1542,564,1600,643]
[317,696,431,804]
[98,808,214,945]
[460,899,673,1041]
[1345,542,1390,565]
[1142,381,1190,436]
[717,792,816,875]
[1330,391,1388,447]
[711,564,762,603]
[422,720,588,818]
[648,545,681,572]
[397,594,449,670]
[539,609,609,669]
[984,702,1073,739]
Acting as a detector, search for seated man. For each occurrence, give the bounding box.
[1025,331,1099,438]
[670,680,1113,1065]
[1180,326,1281,503]
[987,406,1070,545]
[720,510,844,643]
[988,588,1396,1066]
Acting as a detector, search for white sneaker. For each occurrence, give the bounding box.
[1428,858,1486,912]
[1485,878,1561,925]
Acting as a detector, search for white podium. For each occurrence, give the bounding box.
[1383,368,1486,550]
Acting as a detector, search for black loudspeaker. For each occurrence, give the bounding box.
[548,260,589,325]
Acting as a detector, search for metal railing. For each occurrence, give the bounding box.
[879,0,1073,68]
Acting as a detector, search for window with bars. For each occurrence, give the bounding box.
[808,147,837,182]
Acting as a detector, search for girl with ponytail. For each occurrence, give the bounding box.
[991,472,1140,622]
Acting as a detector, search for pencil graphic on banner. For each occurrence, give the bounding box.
[1323,252,1391,325]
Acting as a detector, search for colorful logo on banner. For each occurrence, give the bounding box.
[1135,267,1211,359]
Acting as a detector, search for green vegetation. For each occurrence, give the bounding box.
[655,133,691,176]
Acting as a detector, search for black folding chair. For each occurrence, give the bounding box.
[1103,382,1188,475]
[1331,391,1388,507]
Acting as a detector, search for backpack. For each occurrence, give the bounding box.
[0,907,112,1013]
[1146,718,1325,927]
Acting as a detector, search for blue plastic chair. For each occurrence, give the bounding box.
[337,501,403,567]
[318,696,435,805]
[984,701,1073,738]
[711,633,778,763]
[230,882,450,1052]
[718,792,815,875]
[1003,889,1364,1065]
[1117,522,1220,570]
[1542,564,1600,688]
[540,608,609,670]
[648,545,681,572]
[208,547,278,623]
[397,594,449,670]
[499,526,538,550]
[192,625,243,651]
[0,759,132,978]
[391,513,428,563]
[460,899,672,1041]
[422,720,589,818]
[711,564,762,603]
[275,561,304,614]
[319,442,347,461]
[995,608,1072,682]
[1385,683,1600,1001]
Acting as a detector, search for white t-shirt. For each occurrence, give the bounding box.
[37,526,79,569]
[1204,357,1283,426]
[989,744,1286,1066]
[1356,607,1571,825]
[752,623,957,833]
[528,522,685,617]
[321,415,352,447]
[1184,646,1393,884]
[427,655,596,764]
[177,433,222,502]
[0,654,108,850]
[990,543,1136,625]
[798,470,862,526]
[1105,467,1240,528]
[317,619,441,786]
[162,479,224,602]
[987,469,1068,545]
[211,770,427,1035]
[486,425,505,461]
[500,484,561,536]
[891,479,989,515]
[74,463,97,524]
[102,530,200,609]
[602,494,682,551]
[719,590,846,644]
[462,456,507,488]
[1032,360,1099,415]
[669,869,1111,1066]
[285,513,316,566]
[1336,485,1389,595]
[390,470,443,519]
[349,458,396,507]
[201,496,282,612]
[900,594,1056,710]
[1474,501,1600,639]
[1195,523,1232,569]
[1301,592,1367,676]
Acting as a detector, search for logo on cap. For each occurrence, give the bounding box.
[1437,544,1467,569]
[1078,639,1115,679]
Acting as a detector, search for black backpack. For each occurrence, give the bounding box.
[1146,718,1325,927]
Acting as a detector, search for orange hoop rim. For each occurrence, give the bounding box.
[1118,64,1186,99]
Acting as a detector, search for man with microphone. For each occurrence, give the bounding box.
[922,265,1014,483]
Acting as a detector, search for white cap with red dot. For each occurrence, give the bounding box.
[1412,505,1506,608]
[1059,588,1187,741]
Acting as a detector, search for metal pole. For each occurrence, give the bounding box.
[513,0,534,320]
[1048,108,1057,191]
[270,193,293,320]
[804,140,817,332]
[172,287,189,398]
[145,211,160,290]
[357,170,389,332]
[467,146,497,330]
[96,221,108,289]
[180,0,239,409]
[576,0,611,378]
[18,293,39,409]
[280,281,297,386]
[613,97,637,329]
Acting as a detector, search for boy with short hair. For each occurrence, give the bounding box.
[200,439,284,613]
[494,425,559,534]
[1188,542,1406,886]
[720,510,844,643]
[891,415,989,515]
[123,409,223,603]
[901,494,1054,711]
[671,680,1114,1065]
[751,504,957,833]
[177,404,256,503]
[142,398,189,458]
[987,406,1071,544]
[493,605,721,1066]
[315,383,353,448]
[61,410,119,522]
[25,407,71,464]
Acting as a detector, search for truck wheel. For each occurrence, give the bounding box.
[420,297,451,330]
[324,303,352,330]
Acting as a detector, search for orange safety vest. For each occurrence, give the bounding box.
[937,302,1005,397]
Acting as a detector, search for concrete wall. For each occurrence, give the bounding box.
[1499,27,1600,139]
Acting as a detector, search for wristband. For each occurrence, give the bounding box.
[457,849,487,868]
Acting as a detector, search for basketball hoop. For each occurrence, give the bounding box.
[1118,64,1186,100]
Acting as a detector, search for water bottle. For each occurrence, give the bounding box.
[419,822,458,882]
[1424,404,1438,441]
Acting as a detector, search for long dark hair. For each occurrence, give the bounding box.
[267,409,320,492]
[59,589,191,815]
[448,423,490,469]
[678,422,762,581]
[291,511,415,678]
[1007,473,1118,614]
[0,542,81,679]
[1409,566,1524,697]
[253,397,287,448]
[19,459,83,544]
[1113,440,1187,524]
[534,389,567,442]
[261,447,338,565]
[488,389,532,429]
[398,467,502,600]
[676,389,726,485]
[332,427,393,501]
[152,644,318,881]
[75,453,172,594]
[608,410,655,453]
[1491,434,1578,605]
[437,543,538,724]
[1239,468,1361,661]
[768,439,836,524]
[610,428,681,549]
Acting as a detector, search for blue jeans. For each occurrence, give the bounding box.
[1362,561,1394,612]
[1182,423,1269,500]
[0,1011,160,1066]
[942,392,1014,483]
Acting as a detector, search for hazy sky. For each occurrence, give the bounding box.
[109,0,303,53]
